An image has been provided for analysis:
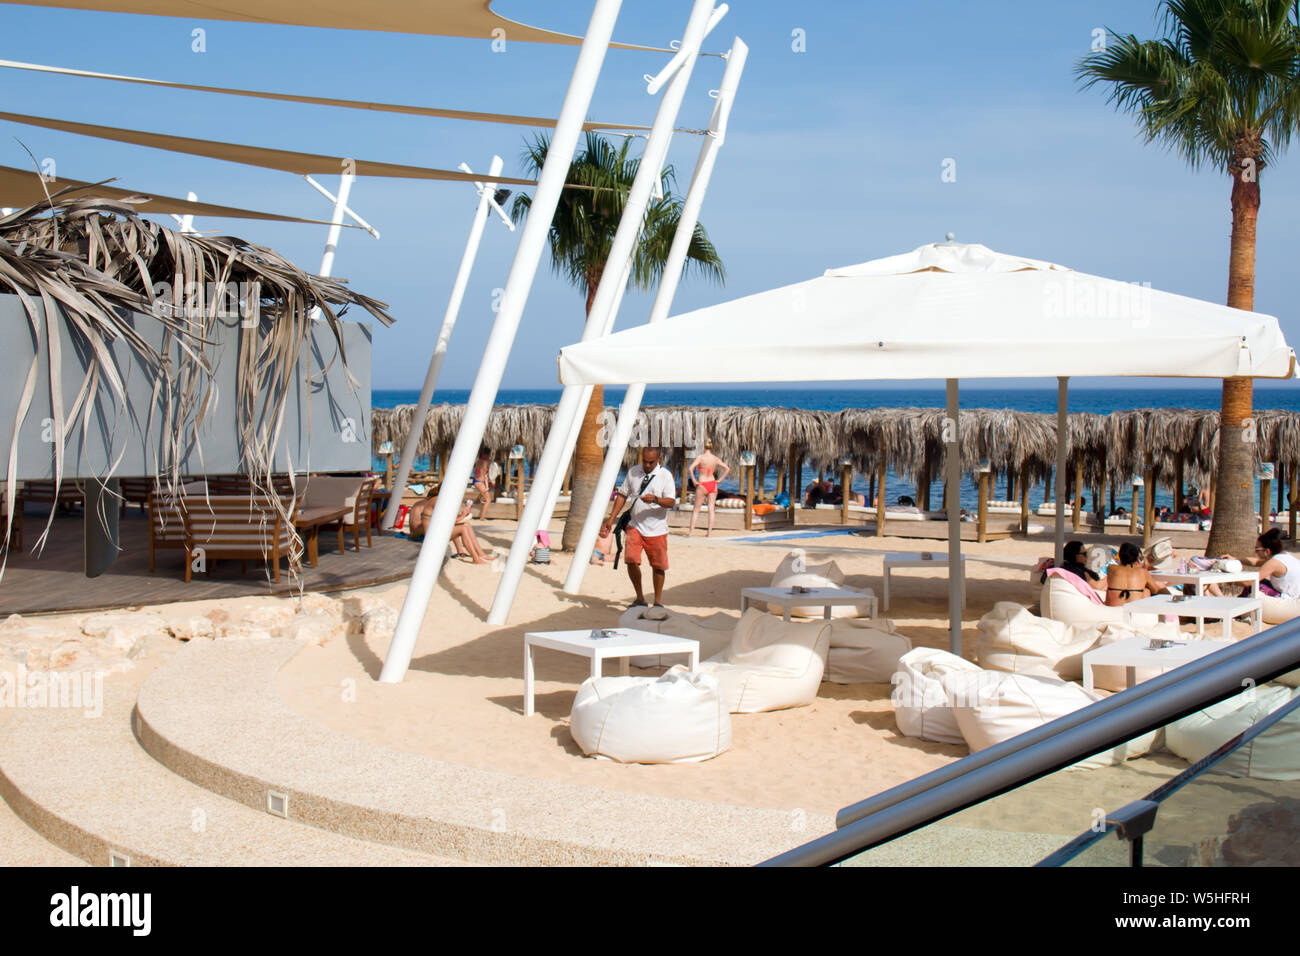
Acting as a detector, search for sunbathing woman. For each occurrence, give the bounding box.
[688,440,730,537]
[408,485,491,563]
[1104,542,1169,607]
[472,450,494,514]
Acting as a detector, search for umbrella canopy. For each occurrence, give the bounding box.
[558,242,1296,385]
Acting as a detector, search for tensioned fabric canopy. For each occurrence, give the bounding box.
[558,242,1298,385]
[0,163,348,224]
[0,59,651,132]
[2,0,665,48]
[0,111,540,185]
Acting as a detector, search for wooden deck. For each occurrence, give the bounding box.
[0,503,425,616]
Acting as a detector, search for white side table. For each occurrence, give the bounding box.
[1150,569,1260,598]
[740,586,877,622]
[1122,595,1262,640]
[523,628,699,717]
[883,552,966,611]
[1082,636,1235,692]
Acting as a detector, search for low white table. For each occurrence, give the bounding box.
[740,586,877,622]
[882,552,966,611]
[1082,636,1235,692]
[1150,569,1260,598]
[523,628,699,717]
[1122,595,1262,641]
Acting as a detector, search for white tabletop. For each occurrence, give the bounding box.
[1122,595,1261,616]
[884,552,964,565]
[1082,636,1234,691]
[741,586,874,603]
[524,627,698,656]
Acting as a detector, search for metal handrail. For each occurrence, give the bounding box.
[760,619,1300,867]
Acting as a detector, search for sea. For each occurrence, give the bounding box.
[372,385,1300,512]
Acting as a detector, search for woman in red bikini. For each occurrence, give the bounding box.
[688,440,730,537]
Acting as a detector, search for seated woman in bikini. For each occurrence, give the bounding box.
[688,440,730,537]
[407,484,492,564]
[1104,541,1169,607]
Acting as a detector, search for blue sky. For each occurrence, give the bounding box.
[2,0,1299,393]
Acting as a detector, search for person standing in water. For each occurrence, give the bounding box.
[688,440,730,537]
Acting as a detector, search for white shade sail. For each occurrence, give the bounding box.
[559,242,1297,385]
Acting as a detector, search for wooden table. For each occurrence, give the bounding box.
[293,506,350,567]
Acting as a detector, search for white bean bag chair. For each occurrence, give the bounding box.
[569,669,731,764]
[825,618,912,683]
[891,647,982,745]
[940,670,1157,769]
[770,548,861,618]
[618,606,737,666]
[976,602,1100,682]
[1261,594,1300,625]
[1040,574,1175,635]
[696,609,830,713]
[1165,684,1300,780]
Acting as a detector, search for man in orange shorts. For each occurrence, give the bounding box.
[601,445,677,608]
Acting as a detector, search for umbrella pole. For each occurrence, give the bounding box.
[1055,377,1068,565]
[379,0,624,682]
[946,379,962,655]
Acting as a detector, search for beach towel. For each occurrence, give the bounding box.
[1044,567,1105,605]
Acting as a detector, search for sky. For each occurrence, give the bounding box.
[2,0,1299,394]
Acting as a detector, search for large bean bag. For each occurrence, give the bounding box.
[1261,595,1300,625]
[940,670,1157,769]
[618,606,737,666]
[1165,684,1300,780]
[770,548,862,618]
[696,609,830,713]
[976,602,1099,682]
[1040,574,1176,636]
[891,647,982,745]
[569,669,731,764]
[825,618,912,683]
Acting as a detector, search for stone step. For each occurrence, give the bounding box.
[0,661,458,867]
[0,784,85,866]
[135,639,830,865]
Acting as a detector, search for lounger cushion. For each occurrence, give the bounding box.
[770,548,861,618]
[891,647,982,745]
[569,670,731,764]
[300,476,365,523]
[976,602,1099,682]
[696,609,830,713]
[619,606,737,666]
[940,670,1156,768]
[1165,685,1300,780]
[825,618,913,683]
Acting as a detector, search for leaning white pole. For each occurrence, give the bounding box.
[1056,375,1068,564]
[381,155,505,531]
[310,170,354,320]
[486,0,723,627]
[379,0,624,683]
[946,378,962,655]
[563,37,748,596]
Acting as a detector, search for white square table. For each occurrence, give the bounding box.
[1082,635,1235,692]
[1150,569,1260,598]
[882,552,966,611]
[740,586,877,622]
[1121,594,1262,641]
[523,628,699,717]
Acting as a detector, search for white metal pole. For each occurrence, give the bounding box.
[381,155,505,531]
[946,378,962,655]
[379,0,624,684]
[563,37,748,597]
[486,0,722,627]
[1056,376,1068,565]
[310,171,354,320]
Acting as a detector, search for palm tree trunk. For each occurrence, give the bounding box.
[562,282,606,551]
[1206,163,1260,558]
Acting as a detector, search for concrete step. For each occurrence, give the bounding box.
[135,638,830,865]
[0,784,85,866]
[0,662,458,867]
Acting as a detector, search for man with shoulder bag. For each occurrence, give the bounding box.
[600,446,676,608]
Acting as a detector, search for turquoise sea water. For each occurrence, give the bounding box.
[372,385,1300,512]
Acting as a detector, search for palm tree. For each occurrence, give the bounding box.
[512,131,725,550]
[1077,0,1300,556]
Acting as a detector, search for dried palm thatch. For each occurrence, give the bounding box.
[0,186,393,569]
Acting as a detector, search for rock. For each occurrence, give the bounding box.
[205,607,230,626]
[164,616,216,642]
[360,606,398,642]
[101,626,146,659]
[215,623,275,642]
[297,592,344,619]
[80,612,166,640]
[47,641,83,669]
[281,615,337,646]
[239,604,296,631]
[1218,798,1300,867]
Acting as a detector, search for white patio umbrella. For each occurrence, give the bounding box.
[557,241,1297,654]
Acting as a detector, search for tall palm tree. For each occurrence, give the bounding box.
[1077,0,1300,556]
[512,131,725,550]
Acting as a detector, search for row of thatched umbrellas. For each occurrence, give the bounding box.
[372,404,1300,509]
